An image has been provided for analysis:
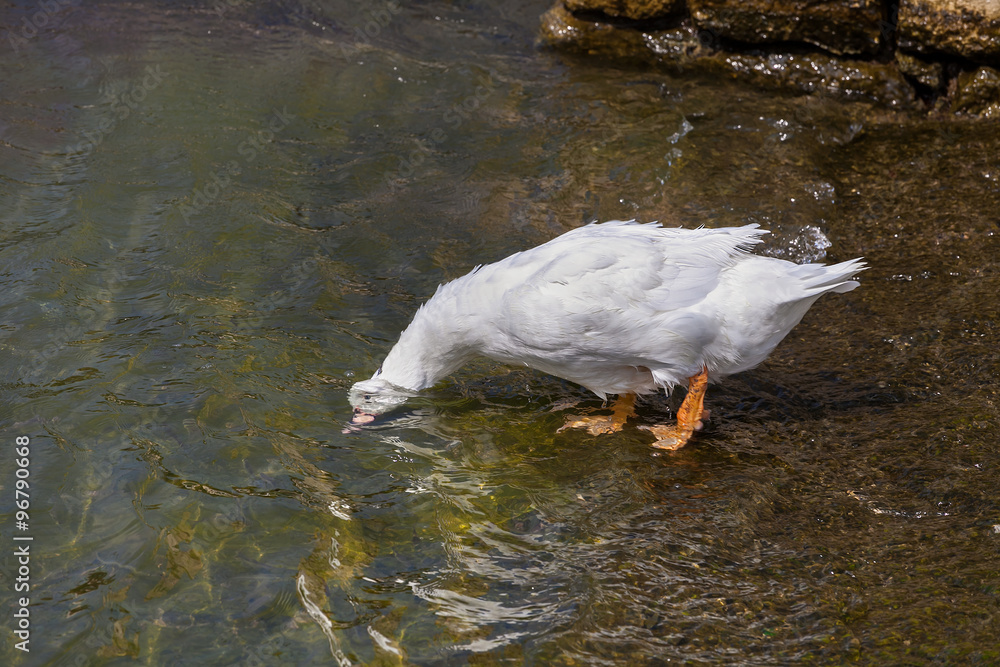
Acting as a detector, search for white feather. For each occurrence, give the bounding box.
[350,221,866,413]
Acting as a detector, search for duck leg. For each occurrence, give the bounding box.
[558,392,637,436]
[639,366,709,450]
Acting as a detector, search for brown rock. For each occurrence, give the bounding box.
[540,4,915,107]
[564,0,685,21]
[952,66,1000,116]
[705,51,916,107]
[688,0,884,56]
[540,4,700,63]
[898,0,1000,65]
[895,50,946,89]
[540,4,646,55]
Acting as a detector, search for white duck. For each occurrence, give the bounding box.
[349,221,866,449]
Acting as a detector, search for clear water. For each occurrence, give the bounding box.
[2,1,999,664]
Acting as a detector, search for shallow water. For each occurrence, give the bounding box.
[1,1,999,664]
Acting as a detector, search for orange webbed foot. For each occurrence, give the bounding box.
[639,367,709,451]
[558,393,637,436]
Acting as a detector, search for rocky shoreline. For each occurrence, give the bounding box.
[539,0,1000,116]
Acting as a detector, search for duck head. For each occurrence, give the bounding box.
[348,373,413,424]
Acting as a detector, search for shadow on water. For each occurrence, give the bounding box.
[1,0,999,664]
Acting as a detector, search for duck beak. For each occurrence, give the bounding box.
[351,409,376,425]
[342,408,377,434]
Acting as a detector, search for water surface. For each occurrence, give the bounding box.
[1,1,999,664]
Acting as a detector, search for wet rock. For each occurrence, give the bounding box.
[952,66,1000,116]
[540,4,646,58]
[540,5,914,107]
[898,0,1000,65]
[688,0,884,56]
[540,4,701,64]
[895,51,946,90]
[705,51,916,107]
[541,0,999,116]
[644,28,712,61]
[564,0,685,21]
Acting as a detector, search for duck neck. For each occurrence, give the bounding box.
[377,289,480,391]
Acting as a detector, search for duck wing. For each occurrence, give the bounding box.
[487,222,766,367]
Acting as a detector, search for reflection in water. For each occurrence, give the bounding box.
[2,0,1000,664]
[297,569,353,667]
